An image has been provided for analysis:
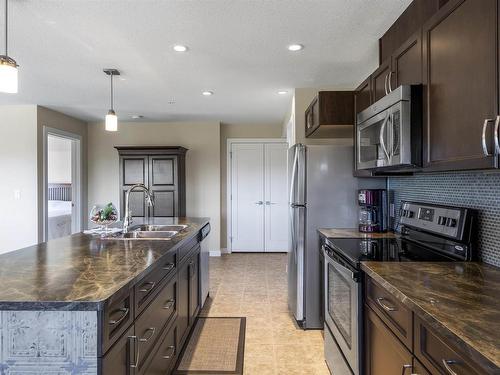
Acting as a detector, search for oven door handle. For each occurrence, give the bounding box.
[325,248,358,281]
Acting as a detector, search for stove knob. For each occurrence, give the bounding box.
[407,210,414,218]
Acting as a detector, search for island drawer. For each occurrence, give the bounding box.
[134,274,177,372]
[365,277,413,350]
[414,316,486,375]
[178,236,199,263]
[142,322,178,375]
[102,286,134,355]
[135,250,177,315]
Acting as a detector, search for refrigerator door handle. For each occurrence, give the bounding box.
[289,147,299,204]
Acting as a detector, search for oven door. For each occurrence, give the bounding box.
[324,247,360,375]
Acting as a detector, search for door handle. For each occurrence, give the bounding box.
[129,335,140,369]
[494,115,500,154]
[162,345,176,360]
[482,118,495,156]
[255,201,264,205]
[401,364,413,375]
[376,297,397,312]
[384,73,389,95]
[442,359,458,375]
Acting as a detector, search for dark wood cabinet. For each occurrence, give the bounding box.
[354,77,372,115]
[391,30,422,89]
[177,258,190,348]
[189,249,200,324]
[100,326,134,375]
[304,91,354,138]
[422,0,498,171]
[116,147,187,219]
[143,323,178,375]
[371,58,392,102]
[364,305,414,375]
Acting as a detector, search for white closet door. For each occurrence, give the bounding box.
[264,143,288,252]
[231,143,265,251]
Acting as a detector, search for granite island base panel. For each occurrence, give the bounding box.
[0,217,209,375]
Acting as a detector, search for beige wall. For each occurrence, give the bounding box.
[87,121,221,253]
[220,123,284,249]
[0,106,38,254]
[37,106,88,240]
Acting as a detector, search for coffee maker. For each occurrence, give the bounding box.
[358,189,388,233]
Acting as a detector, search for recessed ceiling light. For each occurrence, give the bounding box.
[288,44,304,52]
[202,91,214,96]
[173,45,188,52]
[277,90,288,95]
[131,115,144,119]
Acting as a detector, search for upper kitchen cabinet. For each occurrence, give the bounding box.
[371,58,392,103]
[305,91,354,138]
[422,0,498,170]
[116,146,187,219]
[354,77,372,115]
[391,30,422,89]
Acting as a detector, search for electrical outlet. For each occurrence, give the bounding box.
[389,203,395,218]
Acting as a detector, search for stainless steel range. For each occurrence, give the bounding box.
[322,201,477,375]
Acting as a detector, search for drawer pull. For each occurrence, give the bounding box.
[163,299,175,310]
[162,263,175,271]
[139,281,156,293]
[139,327,156,343]
[442,359,458,375]
[108,307,129,326]
[162,345,176,360]
[376,297,397,312]
[401,364,412,375]
[128,335,140,369]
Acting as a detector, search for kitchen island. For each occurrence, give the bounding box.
[0,217,209,374]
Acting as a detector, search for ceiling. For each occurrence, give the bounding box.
[0,0,411,125]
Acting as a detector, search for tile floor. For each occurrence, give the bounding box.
[199,253,330,375]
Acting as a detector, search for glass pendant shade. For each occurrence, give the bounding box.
[105,110,118,132]
[0,56,18,93]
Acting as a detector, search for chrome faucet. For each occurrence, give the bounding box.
[123,183,155,233]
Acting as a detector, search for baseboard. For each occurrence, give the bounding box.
[209,250,222,257]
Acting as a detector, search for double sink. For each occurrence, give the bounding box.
[104,224,188,240]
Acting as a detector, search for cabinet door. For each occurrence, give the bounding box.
[355,77,372,115]
[392,30,422,89]
[188,251,200,325]
[371,59,391,102]
[305,97,319,136]
[142,323,177,375]
[177,259,190,347]
[149,156,177,217]
[365,306,413,375]
[412,358,431,375]
[120,156,149,219]
[422,0,498,170]
[101,326,134,375]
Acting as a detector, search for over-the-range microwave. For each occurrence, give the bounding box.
[356,85,422,171]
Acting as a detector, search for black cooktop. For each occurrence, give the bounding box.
[325,237,459,269]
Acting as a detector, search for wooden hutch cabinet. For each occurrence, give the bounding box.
[115,146,187,219]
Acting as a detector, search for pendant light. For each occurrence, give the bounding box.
[103,69,120,131]
[0,0,18,94]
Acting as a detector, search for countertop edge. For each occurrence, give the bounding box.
[0,218,209,312]
[361,262,500,374]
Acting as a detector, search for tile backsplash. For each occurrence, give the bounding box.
[388,170,500,267]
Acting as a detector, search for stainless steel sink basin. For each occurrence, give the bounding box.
[122,230,178,239]
[128,224,188,232]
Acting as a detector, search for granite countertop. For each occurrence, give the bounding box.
[318,228,397,239]
[0,217,209,311]
[361,262,500,373]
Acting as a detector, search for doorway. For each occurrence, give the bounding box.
[43,128,82,241]
[227,139,288,252]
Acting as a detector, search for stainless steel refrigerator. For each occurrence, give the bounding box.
[287,143,360,329]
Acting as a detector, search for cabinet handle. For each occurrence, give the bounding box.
[163,299,175,310]
[265,201,276,205]
[442,359,458,375]
[162,263,175,271]
[384,73,389,95]
[139,327,156,342]
[494,115,500,154]
[481,118,495,156]
[108,307,129,326]
[401,364,412,375]
[139,281,156,293]
[255,201,264,205]
[162,345,176,360]
[388,71,394,93]
[376,297,397,312]
[128,335,140,369]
